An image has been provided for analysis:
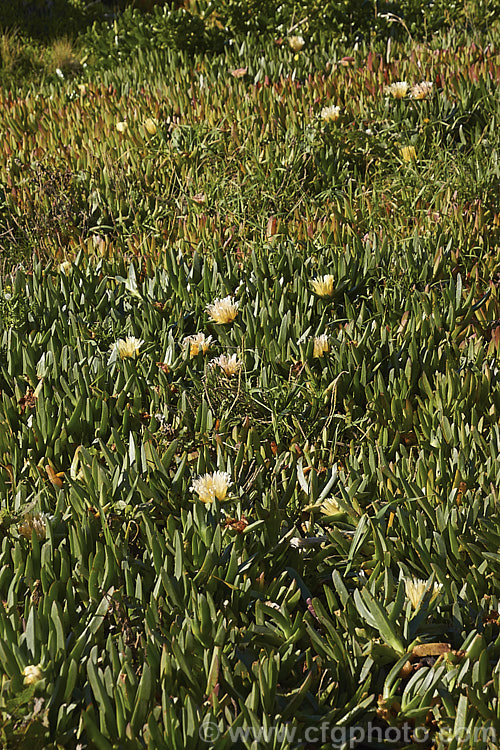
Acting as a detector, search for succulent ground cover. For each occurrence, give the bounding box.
[0,5,499,748]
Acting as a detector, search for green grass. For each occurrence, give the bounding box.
[0,5,499,748]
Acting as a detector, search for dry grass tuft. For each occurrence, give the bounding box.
[50,37,80,72]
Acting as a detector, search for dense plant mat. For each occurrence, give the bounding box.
[0,14,499,750]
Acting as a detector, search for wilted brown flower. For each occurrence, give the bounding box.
[19,513,47,541]
[225,516,249,533]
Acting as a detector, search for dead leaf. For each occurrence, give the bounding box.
[266,216,278,238]
[399,660,413,678]
[46,464,64,488]
[412,643,451,658]
[397,310,410,334]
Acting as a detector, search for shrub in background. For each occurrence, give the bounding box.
[78,0,498,66]
[0,0,109,40]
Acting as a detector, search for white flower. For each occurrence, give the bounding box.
[190,471,232,503]
[206,296,239,324]
[385,81,409,99]
[183,332,213,357]
[321,105,341,123]
[210,353,242,376]
[116,121,128,133]
[110,336,144,359]
[410,81,434,100]
[288,36,305,52]
[404,577,443,609]
[290,535,327,549]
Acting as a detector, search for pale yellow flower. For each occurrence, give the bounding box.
[116,121,128,133]
[404,577,442,609]
[210,471,232,501]
[321,498,343,515]
[313,334,330,358]
[400,145,417,162]
[59,261,72,274]
[321,105,341,123]
[206,296,239,324]
[190,471,232,504]
[144,117,158,135]
[311,275,335,298]
[110,336,144,359]
[19,513,47,541]
[70,446,86,481]
[410,81,433,100]
[385,81,409,99]
[210,353,242,376]
[183,332,213,357]
[288,35,305,52]
[23,664,43,685]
